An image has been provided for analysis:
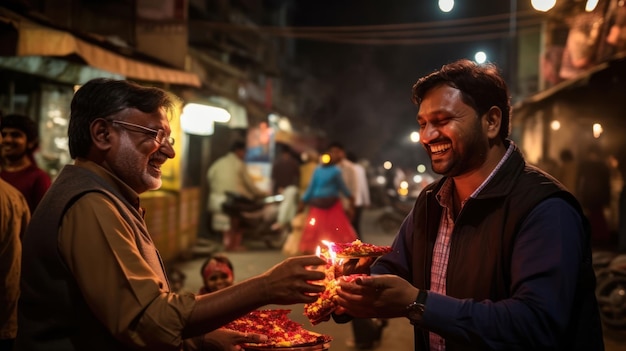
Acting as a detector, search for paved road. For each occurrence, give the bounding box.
[172,207,626,350]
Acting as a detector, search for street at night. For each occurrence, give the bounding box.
[174,207,626,351]
[2,0,626,350]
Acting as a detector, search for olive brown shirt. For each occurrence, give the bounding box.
[0,179,29,340]
[17,160,196,351]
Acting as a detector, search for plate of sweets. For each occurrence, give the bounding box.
[333,239,393,258]
[224,309,332,349]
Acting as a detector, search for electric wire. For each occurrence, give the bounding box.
[189,10,546,45]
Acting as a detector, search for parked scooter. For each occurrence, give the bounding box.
[593,250,626,329]
[221,191,290,249]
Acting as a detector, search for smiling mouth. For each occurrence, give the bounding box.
[148,159,165,171]
[429,143,451,155]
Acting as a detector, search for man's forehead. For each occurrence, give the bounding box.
[418,86,468,113]
[1,126,26,134]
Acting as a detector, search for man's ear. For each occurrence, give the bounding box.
[91,119,112,151]
[484,106,502,140]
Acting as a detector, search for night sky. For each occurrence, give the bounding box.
[282,0,534,170]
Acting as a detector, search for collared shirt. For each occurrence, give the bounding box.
[429,144,514,351]
[352,163,371,207]
[371,142,593,350]
[337,159,358,197]
[57,160,196,349]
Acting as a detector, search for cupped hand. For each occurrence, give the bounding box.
[203,328,268,351]
[338,257,376,277]
[335,274,418,319]
[261,255,327,305]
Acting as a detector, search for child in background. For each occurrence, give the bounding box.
[199,254,234,294]
[190,254,260,351]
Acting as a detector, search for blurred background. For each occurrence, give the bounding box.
[2,0,625,243]
[1,0,626,347]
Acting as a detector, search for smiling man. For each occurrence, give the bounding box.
[336,59,604,351]
[16,78,327,351]
[0,114,51,213]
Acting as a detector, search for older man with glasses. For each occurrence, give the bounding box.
[17,78,327,351]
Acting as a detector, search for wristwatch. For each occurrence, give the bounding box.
[406,290,428,325]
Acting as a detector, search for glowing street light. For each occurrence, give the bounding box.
[531,0,556,12]
[474,51,487,64]
[593,123,603,139]
[585,0,599,12]
[180,103,232,136]
[438,0,454,13]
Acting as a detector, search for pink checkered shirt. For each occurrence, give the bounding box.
[428,145,513,350]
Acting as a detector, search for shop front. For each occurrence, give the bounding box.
[0,6,205,263]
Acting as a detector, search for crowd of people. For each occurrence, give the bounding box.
[205,138,385,349]
[2,58,626,351]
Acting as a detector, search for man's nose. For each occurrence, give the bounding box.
[420,124,439,143]
[160,142,175,158]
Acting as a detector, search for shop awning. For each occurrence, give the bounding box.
[2,12,201,87]
[513,54,626,119]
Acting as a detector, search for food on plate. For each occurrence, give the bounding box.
[333,239,393,258]
[223,309,331,347]
[303,239,386,325]
[304,274,366,325]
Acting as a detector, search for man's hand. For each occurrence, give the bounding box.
[260,255,327,305]
[337,257,376,277]
[335,274,418,319]
[203,328,267,351]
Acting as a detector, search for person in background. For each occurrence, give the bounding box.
[344,151,382,350]
[207,140,268,251]
[198,253,234,295]
[270,143,301,231]
[299,150,319,195]
[346,152,371,237]
[577,144,612,246]
[190,253,245,351]
[0,114,51,213]
[0,116,31,351]
[298,148,357,254]
[271,143,300,196]
[336,59,603,350]
[17,78,327,351]
[328,142,358,220]
[282,149,319,256]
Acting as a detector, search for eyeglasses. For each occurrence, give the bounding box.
[111,120,175,146]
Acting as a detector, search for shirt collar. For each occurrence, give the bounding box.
[436,142,515,208]
[73,159,142,210]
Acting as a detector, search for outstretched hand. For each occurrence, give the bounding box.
[335,274,418,319]
[261,255,327,305]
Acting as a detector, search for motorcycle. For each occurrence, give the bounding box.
[220,191,290,249]
[593,250,626,329]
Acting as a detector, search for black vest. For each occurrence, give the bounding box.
[410,147,603,351]
[16,165,169,351]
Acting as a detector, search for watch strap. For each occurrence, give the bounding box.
[406,290,428,325]
[416,289,428,305]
